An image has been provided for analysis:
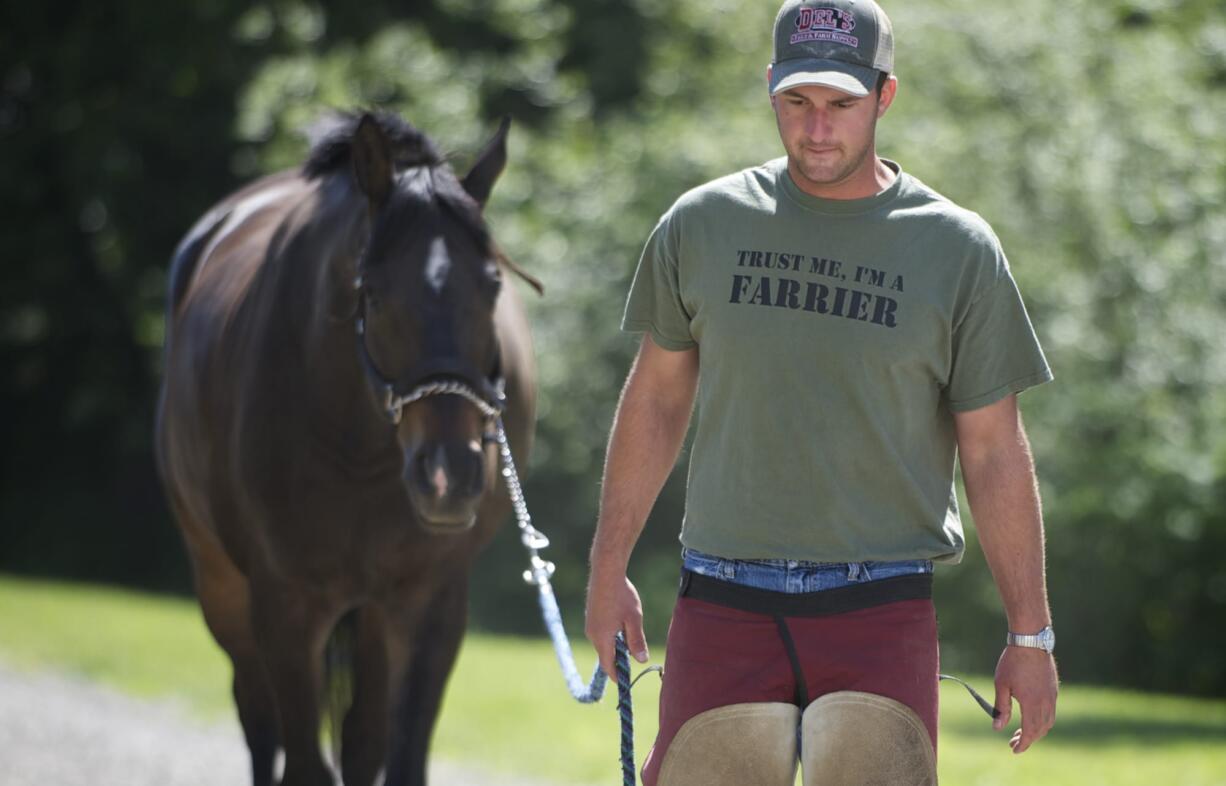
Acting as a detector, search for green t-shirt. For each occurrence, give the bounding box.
[622,158,1052,564]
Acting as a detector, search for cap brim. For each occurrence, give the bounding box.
[769,58,878,97]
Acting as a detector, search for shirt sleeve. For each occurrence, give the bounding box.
[620,208,697,350]
[946,256,1053,412]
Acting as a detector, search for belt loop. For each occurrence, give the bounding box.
[847,562,861,582]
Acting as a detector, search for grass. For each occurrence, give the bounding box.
[3,573,1225,785]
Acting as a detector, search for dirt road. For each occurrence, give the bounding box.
[0,662,549,786]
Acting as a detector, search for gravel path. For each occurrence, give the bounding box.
[0,662,551,786]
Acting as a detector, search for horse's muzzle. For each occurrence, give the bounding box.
[406,440,485,531]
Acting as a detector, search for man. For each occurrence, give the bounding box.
[584,1,1058,783]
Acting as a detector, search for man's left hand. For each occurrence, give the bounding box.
[993,646,1058,753]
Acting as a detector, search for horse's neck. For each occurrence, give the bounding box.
[261,182,397,462]
[302,315,400,466]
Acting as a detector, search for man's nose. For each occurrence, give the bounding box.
[805,109,832,139]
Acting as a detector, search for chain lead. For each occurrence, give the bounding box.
[494,418,555,585]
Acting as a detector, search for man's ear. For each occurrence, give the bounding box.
[766,64,776,108]
[877,75,898,118]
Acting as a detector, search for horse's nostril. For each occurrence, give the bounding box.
[417,445,450,499]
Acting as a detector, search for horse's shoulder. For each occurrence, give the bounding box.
[167,170,307,316]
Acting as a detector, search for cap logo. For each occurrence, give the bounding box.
[791,7,858,47]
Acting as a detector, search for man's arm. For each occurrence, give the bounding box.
[585,334,699,677]
[954,393,1058,753]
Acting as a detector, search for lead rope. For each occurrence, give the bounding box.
[494,417,644,785]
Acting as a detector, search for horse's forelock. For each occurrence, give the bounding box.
[356,167,490,270]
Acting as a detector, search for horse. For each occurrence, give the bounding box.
[155,110,540,786]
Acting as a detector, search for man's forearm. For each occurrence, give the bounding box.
[956,398,1058,750]
[960,426,1051,632]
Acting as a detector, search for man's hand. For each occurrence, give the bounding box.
[584,569,649,679]
[993,646,1058,753]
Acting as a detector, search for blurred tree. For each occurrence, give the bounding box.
[0,0,274,588]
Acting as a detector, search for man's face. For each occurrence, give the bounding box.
[770,77,896,197]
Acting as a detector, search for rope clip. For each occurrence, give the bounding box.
[522,555,556,586]
[520,527,550,550]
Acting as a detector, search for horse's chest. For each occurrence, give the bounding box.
[248,469,466,584]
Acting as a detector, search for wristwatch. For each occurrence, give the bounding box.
[1006,626,1055,654]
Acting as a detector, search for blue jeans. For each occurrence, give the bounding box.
[681,547,933,594]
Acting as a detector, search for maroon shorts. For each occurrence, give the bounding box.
[641,592,939,786]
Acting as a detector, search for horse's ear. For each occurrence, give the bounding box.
[351,113,393,206]
[462,117,510,208]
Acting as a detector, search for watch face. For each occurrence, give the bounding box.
[1039,627,1056,652]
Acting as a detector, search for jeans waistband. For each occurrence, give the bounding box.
[682,548,933,594]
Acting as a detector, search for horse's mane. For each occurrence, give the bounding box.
[302,110,444,179]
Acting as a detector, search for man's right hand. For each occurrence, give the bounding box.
[584,569,650,678]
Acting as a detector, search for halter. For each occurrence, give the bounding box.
[353,274,507,426]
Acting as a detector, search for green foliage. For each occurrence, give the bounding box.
[3,0,1224,696]
[0,0,275,589]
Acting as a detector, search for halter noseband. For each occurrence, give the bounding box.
[354,275,507,426]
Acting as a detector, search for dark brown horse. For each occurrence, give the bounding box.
[155,111,538,786]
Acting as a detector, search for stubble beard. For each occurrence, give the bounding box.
[788,127,877,193]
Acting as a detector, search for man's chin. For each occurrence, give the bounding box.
[790,158,849,188]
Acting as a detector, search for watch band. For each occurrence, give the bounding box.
[1006,626,1055,653]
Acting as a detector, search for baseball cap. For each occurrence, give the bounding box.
[769,0,894,98]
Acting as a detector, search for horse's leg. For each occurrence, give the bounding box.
[182,521,279,786]
[383,577,470,786]
[232,646,280,786]
[251,580,337,786]
[339,605,392,786]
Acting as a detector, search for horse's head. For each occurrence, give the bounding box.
[341,113,512,532]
